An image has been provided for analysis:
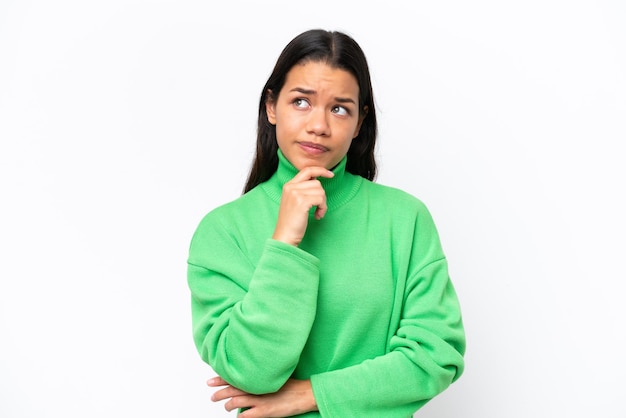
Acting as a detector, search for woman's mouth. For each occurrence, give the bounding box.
[298,141,329,155]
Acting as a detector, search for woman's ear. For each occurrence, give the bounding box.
[265,89,277,125]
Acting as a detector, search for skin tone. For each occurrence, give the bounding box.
[207,61,367,417]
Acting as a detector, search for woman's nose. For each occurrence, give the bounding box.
[306,108,330,136]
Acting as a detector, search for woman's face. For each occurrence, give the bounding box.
[266,61,365,171]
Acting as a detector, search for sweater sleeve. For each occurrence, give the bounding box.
[310,205,465,417]
[187,214,321,394]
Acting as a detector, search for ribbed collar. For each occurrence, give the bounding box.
[261,150,362,210]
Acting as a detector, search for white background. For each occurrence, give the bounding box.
[1,1,624,417]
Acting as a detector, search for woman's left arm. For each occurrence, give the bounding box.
[311,256,465,417]
[311,197,465,416]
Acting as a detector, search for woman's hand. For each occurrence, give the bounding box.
[272,166,334,246]
[208,377,318,417]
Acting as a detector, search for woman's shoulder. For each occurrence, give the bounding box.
[361,179,430,213]
[360,180,442,240]
[193,188,265,232]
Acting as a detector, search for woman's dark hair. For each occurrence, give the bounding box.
[243,29,378,193]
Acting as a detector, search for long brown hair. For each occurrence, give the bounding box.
[243,29,378,193]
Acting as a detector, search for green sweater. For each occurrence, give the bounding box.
[187,151,465,417]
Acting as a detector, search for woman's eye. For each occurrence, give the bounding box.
[293,98,309,109]
[332,106,349,116]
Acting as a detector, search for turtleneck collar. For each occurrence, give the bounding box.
[260,149,362,210]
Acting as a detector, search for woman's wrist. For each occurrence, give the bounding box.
[296,379,318,413]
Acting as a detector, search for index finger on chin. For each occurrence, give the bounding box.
[292,166,334,182]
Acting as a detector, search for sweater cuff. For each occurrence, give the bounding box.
[310,372,335,416]
[264,238,320,269]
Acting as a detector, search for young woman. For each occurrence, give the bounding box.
[187,29,465,417]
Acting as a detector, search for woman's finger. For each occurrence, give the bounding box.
[206,376,229,387]
[211,385,250,402]
[289,166,333,183]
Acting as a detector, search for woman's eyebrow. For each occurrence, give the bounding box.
[335,97,356,104]
[289,87,356,104]
[289,87,316,95]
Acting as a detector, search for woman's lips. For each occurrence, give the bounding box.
[298,141,329,155]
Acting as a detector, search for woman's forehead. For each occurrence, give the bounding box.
[282,61,359,97]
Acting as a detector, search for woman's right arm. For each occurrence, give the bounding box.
[188,167,332,396]
[187,215,320,395]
